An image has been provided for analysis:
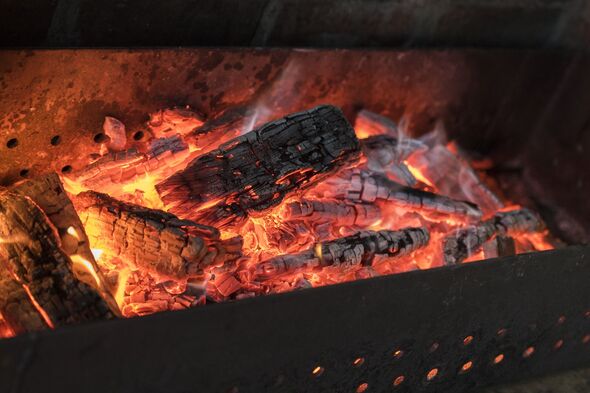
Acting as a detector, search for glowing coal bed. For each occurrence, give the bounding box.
[0,103,554,335]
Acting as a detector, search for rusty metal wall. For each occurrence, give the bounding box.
[0,48,576,183]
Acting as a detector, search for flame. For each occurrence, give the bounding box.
[405,161,435,188]
[70,254,102,288]
[66,226,81,240]
[91,248,104,261]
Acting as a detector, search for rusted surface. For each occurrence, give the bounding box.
[0,48,577,186]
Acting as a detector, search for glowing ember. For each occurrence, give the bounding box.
[35,105,554,321]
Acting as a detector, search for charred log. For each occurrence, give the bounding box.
[10,174,113,300]
[279,198,381,227]
[318,169,482,220]
[0,268,48,334]
[72,191,242,280]
[0,192,115,327]
[253,227,429,280]
[443,208,545,265]
[156,105,361,227]
[360,134,426,186]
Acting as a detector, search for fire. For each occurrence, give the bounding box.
[70,254,102,288]
[52,106,554,320]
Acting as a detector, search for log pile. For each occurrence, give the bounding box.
[0,104,556,334]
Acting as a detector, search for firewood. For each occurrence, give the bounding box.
[72,191,242,280]
[443,208,545,265]
[360,134,426,186]
[0,268,47,334]
[279,198,381,227]
[10,174,114,302]
[483,236,516,259]
[253,227,429,280]
[0,192,115,327]
[317,169,482,220]
[156,105,361,227]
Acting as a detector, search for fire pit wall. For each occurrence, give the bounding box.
[0,48,590,393]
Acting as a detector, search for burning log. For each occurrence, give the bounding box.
[0,268,48,334]
[279,198,381,227]
[483,236,516,259]
[253,227,429,280]
[156,105,361,227]
[10,174,112,297]
[406,144,503,214]
[355,110,400,138]
[360,135,426,186]
[443,208,545,265]
[0,192,115,327]
[72,191,242,280]
[318,169,482,220]
[148,107,205,138]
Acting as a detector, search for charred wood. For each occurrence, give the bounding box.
[156,105,361,227]
[0,192,115,327]
[0,268,47,334]
[319,169,482,220]
[407,144,503,214]
[253,227,429,280]
[443,208,545,265]
[72,191,242,280]
[360,134,426,187]
[483,236,516,259]
[279,198,381,227]
[9,174,114,302]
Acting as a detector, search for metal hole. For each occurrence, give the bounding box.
[393,376,405,387]
[585,310,590,319]
[50,135,61,146]
[353,357,365,367]
[554,339,564,350]
[557,316,566,325]
[93,133,108,143]
[460,361,473,373]
[226,387,238,393]
[61,165,73,174]
[582,335,590,344]
[523,346,535,358]
[392,349,404,359]
[133,131,145,141]
[356,382,368,392]
[497,328,507,337]
[6,138,18,148]
[426,368,439,381]
[493,354,505,364]
[311,366,324,377]
[429,342,439,353]
[19,169,29,177]
[463,335,474,346]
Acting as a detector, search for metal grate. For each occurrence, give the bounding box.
[0,246,588,393]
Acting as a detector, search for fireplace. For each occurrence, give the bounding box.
[0,48,589,393]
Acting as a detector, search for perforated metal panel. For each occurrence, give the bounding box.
[0,247,589,393]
